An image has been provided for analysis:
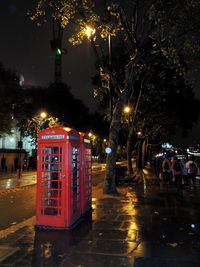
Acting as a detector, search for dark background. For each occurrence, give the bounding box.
[0,0,97,111]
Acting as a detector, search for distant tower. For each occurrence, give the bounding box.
[50,18,63,83]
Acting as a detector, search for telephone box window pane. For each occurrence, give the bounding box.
[51,172,59,180]
[42,164,62,171]
[43,208,59,216]
[42,198,61,207]
[42,155,62,163]
[42,181,61,189]
[42,172,59,181]
[42,172,51,180]
[50,164,59,171]
[42,147,62,155]
[72,147,79,193]
[43,189,61,197]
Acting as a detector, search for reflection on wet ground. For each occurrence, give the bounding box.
[0,179,200,266]
[0,173,36,190]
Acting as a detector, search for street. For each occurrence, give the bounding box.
[0,164,106,233]
[0,185,35,231]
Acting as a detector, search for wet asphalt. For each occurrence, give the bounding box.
[0,167,200,267]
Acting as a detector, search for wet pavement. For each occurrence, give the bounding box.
[0,168,200,266]
[0,171,36,190]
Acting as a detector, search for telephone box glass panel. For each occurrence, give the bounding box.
[72,147,80,213]
[41,146,63,216]
[85,148,92,202]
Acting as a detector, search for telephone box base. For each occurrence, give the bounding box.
[35,214,90,230]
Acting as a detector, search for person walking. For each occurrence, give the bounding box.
[185,156,198,189]
[162,156,172,185]
[171,156,183,187]
[181,158,189,186]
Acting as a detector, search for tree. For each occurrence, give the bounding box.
[0,63,25,135]
[30,0,200,194]
[124,50,200,173]
[19,115,60,147]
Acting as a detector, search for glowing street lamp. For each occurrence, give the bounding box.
[84,26,96,39]
[40,112,47,119]
[124,105,131,114]
[88,132,93,138]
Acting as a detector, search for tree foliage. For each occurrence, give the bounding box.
[30,0,200,192]
[19,115,60,147]
[0,63,25,135]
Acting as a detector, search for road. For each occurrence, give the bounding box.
[0,163,108,233]
[0,161,128,233]
[0,185,36,231]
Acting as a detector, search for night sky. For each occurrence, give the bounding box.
[0,0,97,111]
[0,0,200,146]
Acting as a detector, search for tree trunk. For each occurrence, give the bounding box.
[143,138,148,166]
[137,139,143,170]
[142,139,146,167]
[127,123,134,175]
[103,98,123,194]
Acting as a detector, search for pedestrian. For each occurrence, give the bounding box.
[171,156,183,187]
[185,156,198,189]
[181,158,189,186]
[162,156,172,185]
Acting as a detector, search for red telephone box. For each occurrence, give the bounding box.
[79,133,92,215]
[36,127,81,229]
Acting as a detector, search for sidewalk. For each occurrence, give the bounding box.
[0,167,200,266]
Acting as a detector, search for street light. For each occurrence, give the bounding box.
[123,105,131,125]
[123,105,131,114]
[84,26,96,39]
[88,132,93,138]
[40,112,47,119]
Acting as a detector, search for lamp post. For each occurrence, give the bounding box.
[18,132,23,179]
[123,105,131,126]
[107,33,112,120]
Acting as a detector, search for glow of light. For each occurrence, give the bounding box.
[56,48,61,55]
[103,139,107,142]
[143,169,148,175]
[88,132,92,138]
[64,127,71,132]
[105,147,112,154]
[137,131,142,136]
[84,26,96,38]
[124,105,131,114]
[155,153,163,158]
[40,112,47,119]
[191,224,195,228]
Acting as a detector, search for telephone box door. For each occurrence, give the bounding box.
[79,134,92,215]
[36,144,66,227]
[69,143,81,225]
